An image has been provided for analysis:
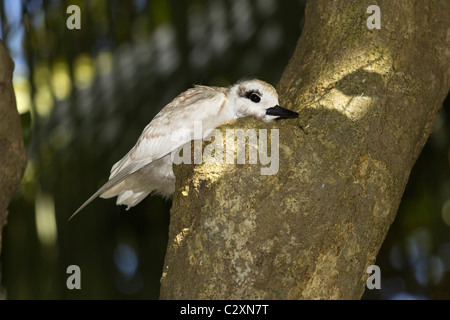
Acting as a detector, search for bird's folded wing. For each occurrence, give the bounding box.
[109,86,229,179]
[71,86,230,218]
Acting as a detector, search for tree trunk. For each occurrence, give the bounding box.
[0,41,27,257]
[160,0,450,299]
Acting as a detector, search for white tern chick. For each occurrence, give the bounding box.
[71,79,298,219]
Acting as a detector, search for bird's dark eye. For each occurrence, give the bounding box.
[249,93,261,103]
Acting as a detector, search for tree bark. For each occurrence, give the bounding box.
[160,0,450,299]
[0,41,27,257]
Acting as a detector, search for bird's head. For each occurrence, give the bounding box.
[228,79,298,122]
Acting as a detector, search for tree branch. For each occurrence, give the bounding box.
[160,0,450,299]
[0,41,27,257]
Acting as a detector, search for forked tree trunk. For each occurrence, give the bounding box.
[0,41,27,257]
[160,0,450,299]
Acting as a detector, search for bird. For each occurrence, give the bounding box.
[70,79,298,219]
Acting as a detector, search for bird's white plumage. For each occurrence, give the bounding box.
[71,79,297,219]
[109,85,230,178]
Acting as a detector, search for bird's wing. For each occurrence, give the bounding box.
[71,86,231,219]
[108,85,230,178]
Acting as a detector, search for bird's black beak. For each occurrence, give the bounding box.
[266,105,299,118]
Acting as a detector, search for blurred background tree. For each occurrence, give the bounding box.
[0,0,448,299]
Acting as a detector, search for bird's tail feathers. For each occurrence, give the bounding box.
[69,160,149,220]
[115,190,151,210]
